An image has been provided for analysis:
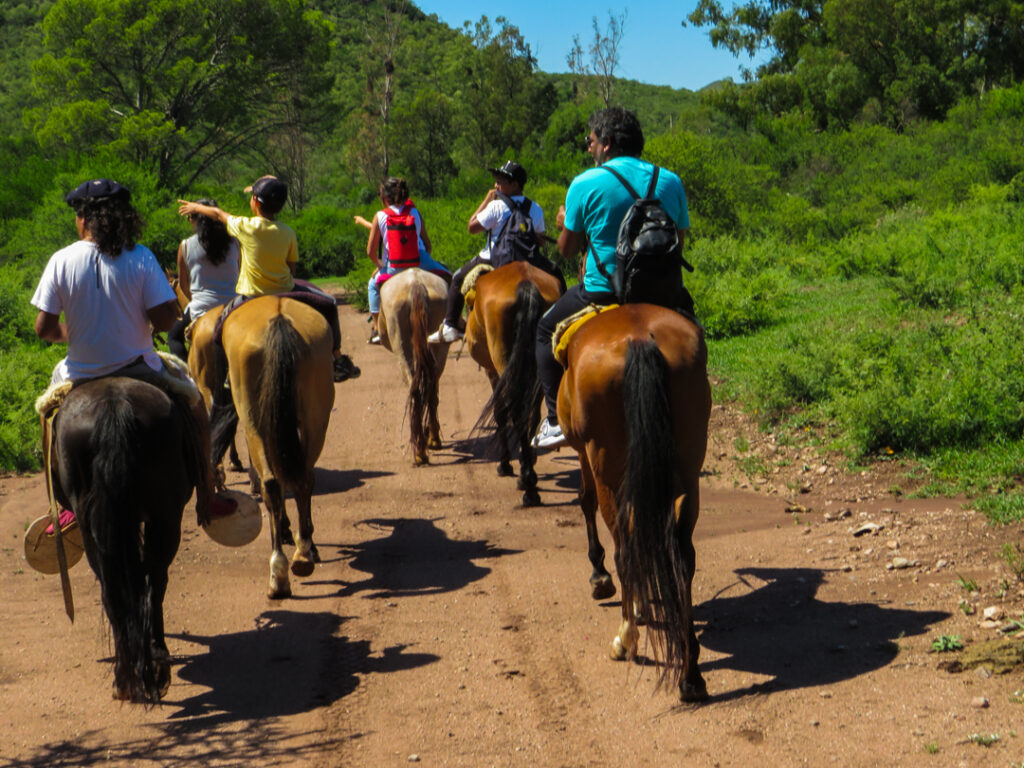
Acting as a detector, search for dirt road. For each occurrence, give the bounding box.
[2,302,1023,767]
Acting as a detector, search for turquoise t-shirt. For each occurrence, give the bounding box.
[563,156,689,294]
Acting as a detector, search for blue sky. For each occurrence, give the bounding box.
[414,1,767,91]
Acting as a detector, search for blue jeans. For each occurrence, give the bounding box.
[367,251,450,313]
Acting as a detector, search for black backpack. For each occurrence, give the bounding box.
[592,165,694,309]
[489,194,540,267]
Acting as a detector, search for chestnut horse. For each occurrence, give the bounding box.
[191,295,335,599]
[557,303,711,701]
[377,268,451,465]
[465,261,562,505]
[51,377,196,702]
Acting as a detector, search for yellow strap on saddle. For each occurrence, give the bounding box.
[552,303,619,367]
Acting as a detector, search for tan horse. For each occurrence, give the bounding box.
[557,303,711,702]
[377,268,451,465]
[465,261,562,505]
[190,295,335,599]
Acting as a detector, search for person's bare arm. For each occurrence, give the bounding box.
[177,200,229,223]
[147,299,180,333]
[354,215,373,230]
[35,311,66,343]
[366,219,383,268]
[468,189,497,233]
[678,229,687,250]
[557,228,585,261]
[176,242,191,302]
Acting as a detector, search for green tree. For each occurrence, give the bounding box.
[29,0,332,191]
[390,89,456,196]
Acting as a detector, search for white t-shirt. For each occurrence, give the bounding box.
[32,239,175,381]
[475,195,545,262]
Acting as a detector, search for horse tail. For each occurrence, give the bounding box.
[474,279,544,451]
[407,277,438,459]
[617,337,690,691]
[80,398,160,703]
[255,312,306,486]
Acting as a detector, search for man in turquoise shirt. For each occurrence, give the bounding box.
[533,107,693,449]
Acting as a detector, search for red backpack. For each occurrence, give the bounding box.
[383,199,421,269]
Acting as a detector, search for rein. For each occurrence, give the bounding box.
[44,409,75,622]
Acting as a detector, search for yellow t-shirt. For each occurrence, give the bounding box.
[227,215,298,297]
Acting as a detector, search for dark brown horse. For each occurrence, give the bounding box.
[557,303,711,701]
[465,261,562,505]
[51,377,196,702]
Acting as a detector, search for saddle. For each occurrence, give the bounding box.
[212,287,336,346]
[461,263,494,312]
[551,303,620,367]
[375,265,452,289]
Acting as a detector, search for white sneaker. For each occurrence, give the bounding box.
[427,322,462,344]
[531,418,566,450]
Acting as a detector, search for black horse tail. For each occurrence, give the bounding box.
[616,337,690,691]
[407,277,438,460]
[474,279,545,453]
[255,312,306,486]
[83,398,160,703]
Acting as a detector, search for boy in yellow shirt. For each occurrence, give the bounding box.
[178,176,358,381]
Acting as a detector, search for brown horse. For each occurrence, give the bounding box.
[191,295,335,599]
[377,268,451,465]
[51,377,196,702]
[557,303,711,702]
[465,261,563,505]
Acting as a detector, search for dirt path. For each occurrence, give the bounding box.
[2,303,1023,767]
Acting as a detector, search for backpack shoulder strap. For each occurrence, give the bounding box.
[600,165,641,200]
[643,166,661,200]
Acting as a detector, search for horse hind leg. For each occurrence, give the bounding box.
[289,473,317,578]
[677,487,708,703]
[263,477,292,599]
[580,452,614,599]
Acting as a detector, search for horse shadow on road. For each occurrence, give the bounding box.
[310,516,520,599]
[3,609,436,768]
[692,566,950,702]
[312,466,392,495]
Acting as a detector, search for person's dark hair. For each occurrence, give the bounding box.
[71,196,144,258]
[380,177,410,206]
[589,107,645,157]
[191,198,233,266]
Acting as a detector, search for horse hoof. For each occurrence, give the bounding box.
[413,455,429,467]
[427,437,442,450]
[680,678,709,703]
[591,576,616,600]
[267,584,292,600]
[610,636,628,661]
[521,490,541,507]
[291,558,315,578]
[497,462,514,477]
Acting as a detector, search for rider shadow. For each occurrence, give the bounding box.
[313,466,393,495]
[314,516,520,599]
[694,567,949,702]
[163,609,438,723]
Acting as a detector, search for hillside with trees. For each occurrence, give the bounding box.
[2,0,1024,536]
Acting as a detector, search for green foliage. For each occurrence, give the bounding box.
[32,0,332,190]
[930,635,963,653]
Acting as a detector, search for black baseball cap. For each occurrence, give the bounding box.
[245,176,288,208]
[488,161,527,187]
[64,179,131,206]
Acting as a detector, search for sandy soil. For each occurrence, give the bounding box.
[2,301,1023,768]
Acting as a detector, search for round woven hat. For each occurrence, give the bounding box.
[202,490,262,547]
[24,515,85,574]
